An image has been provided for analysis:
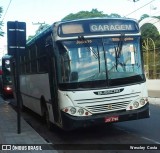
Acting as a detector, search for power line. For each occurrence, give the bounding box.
[125,0,155,17]
[1,0,13,22]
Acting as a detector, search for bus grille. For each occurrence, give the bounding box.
[85,101,130,113]
[75,92,140,114]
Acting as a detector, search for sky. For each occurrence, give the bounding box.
[0,0,160,58]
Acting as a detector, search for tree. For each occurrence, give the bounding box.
[27,35,34,41]
[141,20,160,49]
[140,17,160,79]
[0,6,4,37]
[109,13,121,18]
[61,9,122,21]
[61,9,108,21]
[27,24,50,41]
[139,14,149,22]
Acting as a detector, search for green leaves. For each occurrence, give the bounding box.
[61,9,121,21]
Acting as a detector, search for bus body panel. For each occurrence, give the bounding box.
[59,82,148,113]
[20,73,51,115]
[58,82,149,130]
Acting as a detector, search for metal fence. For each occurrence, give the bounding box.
[143,51,160,79]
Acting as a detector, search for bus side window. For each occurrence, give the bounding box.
[30,45,37,73]
[37,38,48,73]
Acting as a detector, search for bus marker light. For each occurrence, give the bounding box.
[85,112,89,116]
[64,108,68,113]
[129,106,133,110]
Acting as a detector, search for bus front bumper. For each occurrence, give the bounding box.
[61,104,150,130]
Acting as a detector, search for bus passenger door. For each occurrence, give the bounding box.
[45,38,60,124]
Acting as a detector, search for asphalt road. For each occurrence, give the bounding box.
[115,104,160,144]
[7,97,160,153]
[1,79,160,152]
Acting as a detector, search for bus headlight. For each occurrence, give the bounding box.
[78,108,84,115]
[133,101,139,108]
[140,98,145,105]
[70,107,76,114]
[126,97,148,110]
[62,106,92,116]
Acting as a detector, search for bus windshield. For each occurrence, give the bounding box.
[57,36,144,89]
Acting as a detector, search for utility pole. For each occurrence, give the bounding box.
[129,0,139,2]
[128,0,139,2]
[32,22,45,34]
[32,22,45,26]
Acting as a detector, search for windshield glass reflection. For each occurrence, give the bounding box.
[57,37,144,89]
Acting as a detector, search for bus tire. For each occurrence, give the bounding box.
[44,107,53,130]
[41,97,52,130]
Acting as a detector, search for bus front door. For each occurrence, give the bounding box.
[46,42,60,125]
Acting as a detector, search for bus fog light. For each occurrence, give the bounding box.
[140,99,145,105]
[70,107,76,114]
[133,101,139,108]
[78,109,84,115]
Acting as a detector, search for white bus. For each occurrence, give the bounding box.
[18,18,149,130]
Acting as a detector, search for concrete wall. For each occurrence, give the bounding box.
[146,79,160,98]
[146,79,160,91]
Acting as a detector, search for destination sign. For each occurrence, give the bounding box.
[58,19,139,37]
[90,23,135,32]
[61,24,84,34]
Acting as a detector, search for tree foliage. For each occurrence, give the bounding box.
[0,6,4,37]
[27,24,49,41]
[61,9,121,21]
[139,14,149,22]
[140,15,160,50]
[139,14,160,79]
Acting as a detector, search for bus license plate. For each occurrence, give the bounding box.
[104,116,119,123]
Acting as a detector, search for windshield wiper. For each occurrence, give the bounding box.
[78,36,99,59]
[114,34,125,70]
[78,36,101,72]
